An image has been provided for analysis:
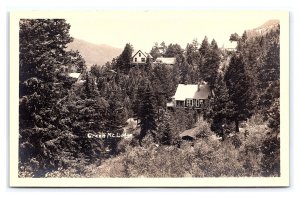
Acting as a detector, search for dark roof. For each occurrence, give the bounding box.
[193,84,211,99]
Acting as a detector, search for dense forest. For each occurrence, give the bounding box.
[19,19,280,177]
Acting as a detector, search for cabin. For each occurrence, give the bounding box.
[167,82,213,109]
[154,57,176,66]
[68,72,81,79]
[131,50,153,64]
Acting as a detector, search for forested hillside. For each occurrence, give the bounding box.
[19,19,280,177]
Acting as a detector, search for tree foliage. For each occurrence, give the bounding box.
[224,53,254,132]
[19,19,281,178]
[164,43,183,58]
[198,37,221,87]
[115,43,134,74]
[209,75,234,140]
[19,19,89,176]
[138,83,157,145]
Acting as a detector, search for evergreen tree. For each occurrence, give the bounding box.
[138,84,157,145]
[164,43,183,57]
[198,36,210,82]
[116,43,134,74]
[186,39,200,66]
[145,56,152,72]
[171,62,181,93]
[105,90,127,154]
[180,60,192,84]
[66,72,108,164]
[19,19,87,175]
[209,75,234,140]
[151,64,174,108]
[258,42,280,89]
[199,36,210,56]
[150,42,161,60]
[224,53,254,132]
[132,79,146,123]
[260,98,280,176]
[201,39,221,88]
[157,112,179,145]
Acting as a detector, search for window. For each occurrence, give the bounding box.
[135,58,137,62]
[141,58,145,62]
[139,53,141,57]
[176,101,184,107]
[199,100,203,107]
[196,99,199,107]
[186,99,192,107]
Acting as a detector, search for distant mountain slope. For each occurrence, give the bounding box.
[246,19,280,38]
[67,38,122,69]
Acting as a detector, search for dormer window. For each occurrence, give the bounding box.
[139,53,141,57]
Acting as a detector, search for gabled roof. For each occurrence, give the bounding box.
[132,50,152,58]
[173,84,211,101]
[154,57,176,65]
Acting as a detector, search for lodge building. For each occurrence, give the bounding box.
[167,82,213,109]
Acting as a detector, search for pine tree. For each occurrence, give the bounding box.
[105,91,127,154]
[197,37,222,87]
[199,36,210,57]
[132,80,146,123]
[157,112,178,145]
[186,39,200,66]
[261,98,280,176]
[116,43,134,74]
[209,75,234,140]
[201,39,221,88]
[138,84,157,145]
[145,56,152,72]
[258,42,280,89]
[164,43,183,57]
[68,72,108,163]
[150,42,161,60]
[151,64,174,108]
[224,53,254,132]
[19,19,87,175]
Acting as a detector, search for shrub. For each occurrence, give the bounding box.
[237,118,268,176]
[260,136,280,176]
[195,116,213,138]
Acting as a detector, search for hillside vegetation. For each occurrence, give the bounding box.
[19,19,280,178]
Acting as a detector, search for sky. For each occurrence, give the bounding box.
[65,11,281,51]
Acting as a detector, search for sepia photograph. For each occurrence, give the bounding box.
[10,10,289,187]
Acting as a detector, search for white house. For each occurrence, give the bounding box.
[131,50,153,64]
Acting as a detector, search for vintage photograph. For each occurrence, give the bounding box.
[10,11,289,186]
